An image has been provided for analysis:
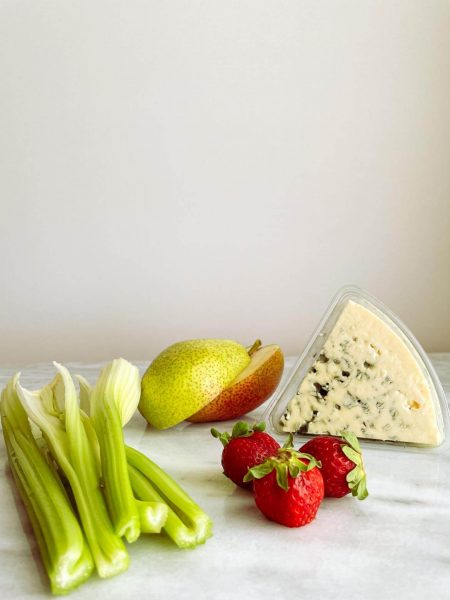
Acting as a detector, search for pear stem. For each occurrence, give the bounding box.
[247,339,262,357]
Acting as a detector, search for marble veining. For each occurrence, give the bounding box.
[1,356,450,600]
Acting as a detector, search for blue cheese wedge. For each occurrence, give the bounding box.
[281,300,442,445]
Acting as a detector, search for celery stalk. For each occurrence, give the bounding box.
[80,412,101,479]
[90,359,141,543]
[76,374,92,416]
[86,409,171,536]
[77,367,167,538]
[128,465,181,537]
[126,446,213,548]
[1,375,94,594]
[16,365,129,578]
[135,499,169,533]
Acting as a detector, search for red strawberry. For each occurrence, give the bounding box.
[300,432,368,500]
[211,421,280,489]
[244,436,324,527]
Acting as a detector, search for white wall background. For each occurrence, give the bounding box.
[1,0,449,366]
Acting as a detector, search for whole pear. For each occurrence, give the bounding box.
[139,339,251,429]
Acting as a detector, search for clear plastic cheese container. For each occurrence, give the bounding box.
[264,285,449,452]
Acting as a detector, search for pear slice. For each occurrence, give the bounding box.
[187,345,284,423]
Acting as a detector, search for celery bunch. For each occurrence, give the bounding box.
[16,363,129,579]
[1,358,213,595]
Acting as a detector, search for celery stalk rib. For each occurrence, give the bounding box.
[90,360,141,543]
[135,498,169,534]
[128,464,193,544]
[1,378,94,594]
[92,401,140,542]
[126,446,212,548]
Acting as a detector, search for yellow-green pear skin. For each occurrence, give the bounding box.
[139,339,251,429]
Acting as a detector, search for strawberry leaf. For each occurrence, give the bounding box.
[288,463,300,478]
[354,476,368,500]
[346,464,368,500]
[338,430,368,500]
[346,466,361,482]
[210,428,230,447]
[275,463,289,491]
[297,452,322,471]
[253,422,266,433]
[231,421,251,438]
[243,461,274,483]
[340,430,362,454]
[341,445,362,466]
[282,433,294,450]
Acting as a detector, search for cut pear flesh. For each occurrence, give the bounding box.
[187,345,284,423]
[232,345,280,382]
[281,301,443,446]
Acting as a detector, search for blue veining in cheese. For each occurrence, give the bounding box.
[281,301,442,446]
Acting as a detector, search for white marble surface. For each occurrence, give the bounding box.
[1,355,450,600]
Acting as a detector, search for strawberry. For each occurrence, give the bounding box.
[211,421,280,489]
[244,436,324,527]
[300,432,368,500]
